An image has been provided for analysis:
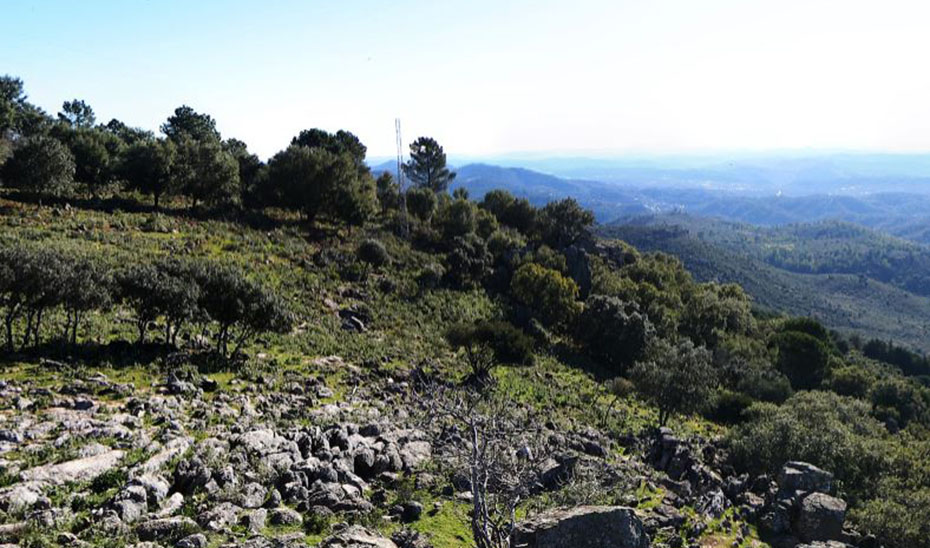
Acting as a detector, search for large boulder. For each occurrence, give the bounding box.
[20,449,124,485]
[777,462,833,494]
[796,492,847,543]
[511,506,648,548]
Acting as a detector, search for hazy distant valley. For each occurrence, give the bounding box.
[375,154,930,351]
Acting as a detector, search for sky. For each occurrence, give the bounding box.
[3,0,930,160]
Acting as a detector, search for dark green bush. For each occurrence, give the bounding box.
[827,365,875,398]
[575,295,654,373]
[706,389,755,424]
[357,238,390,267]
[727,391,888,496]
[444,234,492,289]
[445,319,534,382]
[416,263,445,291]
[774,330,831,390]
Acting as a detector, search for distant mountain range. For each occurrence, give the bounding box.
[372,156,930,244]
[372,154,930,349]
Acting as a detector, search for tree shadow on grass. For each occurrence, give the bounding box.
[0,190,291,232]
[0,339,170,371]
[551,341,619,383]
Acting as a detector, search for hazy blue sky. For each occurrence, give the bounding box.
[3,0,929,159]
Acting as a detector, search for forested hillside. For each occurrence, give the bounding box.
[605,215,930,354]
[1,75,929,548]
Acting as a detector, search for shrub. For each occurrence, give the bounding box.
[735,367,793,404]
[445,319,534,383]
[405,186,437,221]
[870,377,930,429]
[116,262,198,345]
[416,263,445,291]
[706,389,755,424]
[357,238,390,268]
[192,263,294,358]
[0,246,68,350]
[782,317,831,342]
[726,390,888,495]
[441,199,478,239]
[475,208,499,239]
[535,198,594,249]
[481,189,536,234]
[575,295,654,373]
[773,330,831,390]
[851,488,930,548]
[510,262,581,329]
[444,234,492,289]
[60,255,112,346]
[827,365,875,398]
[486,228,525,264]
[680,282,753,348]
[1,135,75,196]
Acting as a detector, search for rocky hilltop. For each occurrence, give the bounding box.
[0,355,871,548]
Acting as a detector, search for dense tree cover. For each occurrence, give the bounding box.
[0,77,382,221]
[861,338,930,377]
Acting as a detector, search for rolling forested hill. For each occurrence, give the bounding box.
[603,215,930,352]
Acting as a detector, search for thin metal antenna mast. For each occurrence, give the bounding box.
[395,118,409,237]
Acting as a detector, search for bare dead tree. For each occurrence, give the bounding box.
[414,381,546,548]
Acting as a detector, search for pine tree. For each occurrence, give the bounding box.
[403,136,455,193]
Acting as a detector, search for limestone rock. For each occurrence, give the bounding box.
[321,525,398,548]
[511,505,648,548]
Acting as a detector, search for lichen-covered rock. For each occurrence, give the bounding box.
[511,505,648,548]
